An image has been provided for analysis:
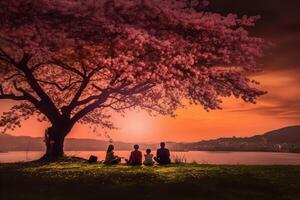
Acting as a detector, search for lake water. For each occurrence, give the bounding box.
[0,151,300,165]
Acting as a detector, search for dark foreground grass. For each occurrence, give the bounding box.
[0,160,299,200]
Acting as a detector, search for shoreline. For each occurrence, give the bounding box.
[1,149,300,153]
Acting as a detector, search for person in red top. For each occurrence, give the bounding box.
[126,144,142,165]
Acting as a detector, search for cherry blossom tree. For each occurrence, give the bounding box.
[0,0,266,160]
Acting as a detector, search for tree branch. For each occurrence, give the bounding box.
[15,54,62,121]
[70,81,155,126]
[70,90,110,125]
[0,93,28,101]
[0,84,3,95]
[0,82,40,107]
[31,62,47,72]
[64,77,89,115]
[50,59,85,77]
[12,81,40,105]
[62,64,106,115]
[4,73,24,81]
[36,78,82,92]
[0,47,17,65]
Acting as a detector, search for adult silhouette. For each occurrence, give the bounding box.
[104,144,121,165]
[126,144,142,165]
[154,142,171,165]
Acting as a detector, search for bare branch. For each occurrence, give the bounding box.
[31,62,47,72]
[70,90,110,125]
[63,81,89,115]
[87,65,105,78]
[0,93,28,101]
[92,83,106,92]
[79,60,88,76]
[108,104,136,111]
[0,47,17,65]
[50,59,85,77]
[70,81,155,125]
[36,78,82,92]
[0,84,4,95]
[14,54,62,121]
[69,79,131,111]
[63,64,105,115]
[4,73,24,81]
[0,82,39,105]
[12,81,40,105]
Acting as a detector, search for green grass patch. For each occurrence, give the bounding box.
[0,160,299,200]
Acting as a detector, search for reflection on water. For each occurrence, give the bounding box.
[0,151,299,165]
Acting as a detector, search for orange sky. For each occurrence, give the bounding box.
[1,67,299,142]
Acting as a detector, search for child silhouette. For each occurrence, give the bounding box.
[143,149,154,165]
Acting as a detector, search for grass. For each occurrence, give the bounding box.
[171,154,187,164]
[0,159,299,200]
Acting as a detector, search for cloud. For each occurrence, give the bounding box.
[230,102,300,119]
[228,68,300,121]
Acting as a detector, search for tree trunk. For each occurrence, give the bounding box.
[41,125,70,161]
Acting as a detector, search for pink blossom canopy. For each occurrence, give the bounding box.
[0,0,266,132]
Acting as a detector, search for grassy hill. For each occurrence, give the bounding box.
[0,160,299,200]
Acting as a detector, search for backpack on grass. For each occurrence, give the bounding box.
[88,155,98,163]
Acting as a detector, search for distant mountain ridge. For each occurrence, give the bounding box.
[262,126,300,143]
[171,126,300,153]
[0,125,299,153]
[0,133,157,151]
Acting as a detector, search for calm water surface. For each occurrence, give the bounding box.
[0,151,300,165]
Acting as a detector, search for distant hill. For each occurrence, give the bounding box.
[0,133,157,151]
[263,126,300,143]
[171,126,300,153]
[0,134,44,151]
[0,125,299,152]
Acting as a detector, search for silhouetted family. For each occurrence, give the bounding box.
[103,142,171,165]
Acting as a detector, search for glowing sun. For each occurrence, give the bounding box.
[119,112,154,136]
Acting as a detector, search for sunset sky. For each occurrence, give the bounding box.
[1,0,299,142]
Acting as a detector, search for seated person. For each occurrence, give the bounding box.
[126,144,142,165]
[154,142,171,165]
[143,148,154,166]
[104,144,121,165]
